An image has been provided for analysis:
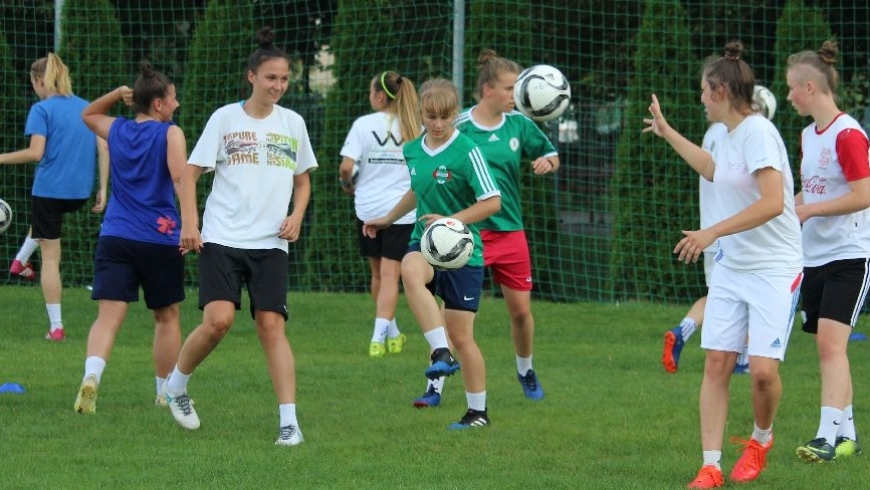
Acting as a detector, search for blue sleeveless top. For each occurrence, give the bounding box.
[102,117,180,246]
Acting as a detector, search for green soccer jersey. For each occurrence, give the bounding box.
[455,108,557,231]
[403,129,501,267]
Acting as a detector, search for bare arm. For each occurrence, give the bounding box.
[643,94,715,181]
[0,134,46,165]
[532,155,560,175]
[447,195,501,227]
[82,86,132,140]
[339,156,357,194]
[92,136,110,213]
[675,167,785,262]
[280,171,313,243]
[796,177,870,224]
[362,190,418,238]
[178,164,206,252]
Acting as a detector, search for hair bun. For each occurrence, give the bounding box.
[255,26,276,49]
[723,41,744,61]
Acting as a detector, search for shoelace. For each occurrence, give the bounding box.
[521,372,538,390]
[174,394,194,416]
[691,466,722,485]
[278,425,298,440]
[730,437,765,470]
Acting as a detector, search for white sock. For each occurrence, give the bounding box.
[423,327,449,351]
[752,423,773,446]
[427,376,445,394]
[46,304,63,330]
[679,317,697,340]
[516,355,533,376]
[165,366,191,396]
[84,356,107,383]
[466,391,486,412]
[702,450,721,469]
[841,405,857,440]
[156,376,167,397]
[815,406,845,446]
[16,237,38,262]
[279,403,298,427]
[371,317,389,343]
[387,318,401,338]
[736,345,749,366]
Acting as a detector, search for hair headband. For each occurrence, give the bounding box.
[380,71,396,100]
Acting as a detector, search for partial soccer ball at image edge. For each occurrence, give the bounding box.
[0,199,12,234]
[753,85,777,120]
[513,64,571,122]
[421,217,474,271]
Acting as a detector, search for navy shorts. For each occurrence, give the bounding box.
[198,243,289,320]
[31,196,87,239]
[357,219,412,261]
[91,236,185,309]
[801,258,870,333]
[407,242,483,312]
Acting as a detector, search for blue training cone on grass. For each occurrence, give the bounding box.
[0,382,26,394]
[849,332,868,342]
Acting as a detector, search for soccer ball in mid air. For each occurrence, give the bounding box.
[513,64,571,122]
[0,199,11,234]
[421,217,474,270]
[753,85,777,120]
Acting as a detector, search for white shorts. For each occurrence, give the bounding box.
[701,265,802,361]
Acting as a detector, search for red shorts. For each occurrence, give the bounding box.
[481,229,532,291]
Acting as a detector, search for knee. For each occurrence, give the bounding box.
[203,315,234,340]
[749,362,780,389]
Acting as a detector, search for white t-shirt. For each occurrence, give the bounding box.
[340,112,415,223]
[710,114,802,272]
[700,123,727,253]
[800,113,870,266]
[189,102,318,252]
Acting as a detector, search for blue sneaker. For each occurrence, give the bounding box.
[447,408,490,430]
[413,385,441,408]
[425,348,460,379]
[733,362,750,375]
[517,369,544,400]
[662,327,684,374]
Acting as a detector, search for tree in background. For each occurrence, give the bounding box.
[771,0,833,188]
[609,0,705,302]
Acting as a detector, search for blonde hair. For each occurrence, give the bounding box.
[30,53,73,96]
[419,78,460,120]
[787,39,840,96]
[374,71,423,142]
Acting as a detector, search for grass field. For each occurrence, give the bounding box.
[1,285,868,489]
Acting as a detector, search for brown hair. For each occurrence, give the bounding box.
[30,53,73,96]
[703,41,755,115]
[473,48,521,101]
[246,27,288,73]
[131,60,173,115]
[374,71,422,142]
[419,78,460,120]
[787,39,840,96]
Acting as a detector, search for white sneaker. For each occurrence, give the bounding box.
[275,424,304,446]
[74,374,99,414]
[166,391,200,430]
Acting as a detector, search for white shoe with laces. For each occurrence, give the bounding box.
[275,424,304,446]
[166,390,200,430]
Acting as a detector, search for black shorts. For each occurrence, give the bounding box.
[31,196,87,239]
[198,243,289,320]
[91,236,185,309]
[801,258,870,333]
[407,242,483,312]
[357,219,413,261]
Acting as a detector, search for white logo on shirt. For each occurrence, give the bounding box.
[510,138,520,151]
[488,133,500,142]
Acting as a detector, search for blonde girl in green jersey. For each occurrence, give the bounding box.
[364,78,501,429]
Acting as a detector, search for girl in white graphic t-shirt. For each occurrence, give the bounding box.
[788,40,870,463]
[339,70,422,358]
[164,27,318,447]
[644,41,803,488]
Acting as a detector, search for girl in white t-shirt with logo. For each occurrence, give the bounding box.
[788,40,870,463]
[339,71,422,358]
[164,27,318,447]
[644,41,803,488]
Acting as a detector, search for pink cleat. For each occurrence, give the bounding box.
[10,259,38,281]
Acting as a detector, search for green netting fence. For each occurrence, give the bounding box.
[1,0,868,304]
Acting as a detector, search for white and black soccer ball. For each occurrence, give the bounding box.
[0,199,12,234]
[513,64,571,122]
[753,85,777,120]
[421,217,474,271]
